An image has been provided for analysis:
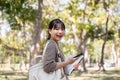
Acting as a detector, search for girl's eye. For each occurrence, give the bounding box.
[54,26,65,30]
[61,28,65,30]
[55,28,59,30]
[55,28,64,31]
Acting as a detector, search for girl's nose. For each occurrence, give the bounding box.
[58,29,63,33]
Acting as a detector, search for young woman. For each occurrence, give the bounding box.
[43,18,78,80]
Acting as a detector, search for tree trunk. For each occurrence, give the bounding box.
[113,22,120,67]
[99,15,109,71]
[29,0,43,66]
[79,29,87,72]
[71,24,87,72]
[6,52,11,69]
[111,39,118,67]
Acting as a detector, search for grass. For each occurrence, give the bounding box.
[84,77,120,80]
[10,78,27,80]
[0,70,27,80]
[0,75,27,80]
[0,67,120,80]
[69,68,120,80]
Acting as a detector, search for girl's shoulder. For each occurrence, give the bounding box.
[47,39,57,46]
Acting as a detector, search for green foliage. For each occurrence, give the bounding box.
[107,30,115,40]
[0,0,37,30]
[60,37,78,55]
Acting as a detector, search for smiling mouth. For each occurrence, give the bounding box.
[57,35,63,38]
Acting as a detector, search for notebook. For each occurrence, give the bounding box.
[65,53,84,75]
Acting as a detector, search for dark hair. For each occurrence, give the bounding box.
[47,18,65,40]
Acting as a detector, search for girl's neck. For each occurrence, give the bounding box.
[50,38,58,44]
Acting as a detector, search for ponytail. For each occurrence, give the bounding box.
[47,33,51,40]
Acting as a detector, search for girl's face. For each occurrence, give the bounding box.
[49,24,65,42]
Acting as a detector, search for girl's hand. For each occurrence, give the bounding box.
[66,57,78,65]
[65,75,69,80]
[73,63,79,70]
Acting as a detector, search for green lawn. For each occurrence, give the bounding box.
[0,68,120,80]
[84,77,120,80]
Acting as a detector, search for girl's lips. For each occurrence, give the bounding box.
[57,35,63,38]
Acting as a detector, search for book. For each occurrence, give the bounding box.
[65,53,84,75]
[73,53,83,58]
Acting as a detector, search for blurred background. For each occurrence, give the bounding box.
[0,0,120,80]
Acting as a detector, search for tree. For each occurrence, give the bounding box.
[0,0,38,69]
[0,0,37,30]
[29,0,43,66]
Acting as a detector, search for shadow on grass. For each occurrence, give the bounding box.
[14,78,27,80]
[84,77,120,80]
[0,70,27,76]
[104,69,120,74]
[0,70,27,80]
[0,76,27,80]
[69,68,120,80]
[102,77,120,80]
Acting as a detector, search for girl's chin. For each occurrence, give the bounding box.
[57,38,62,41]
